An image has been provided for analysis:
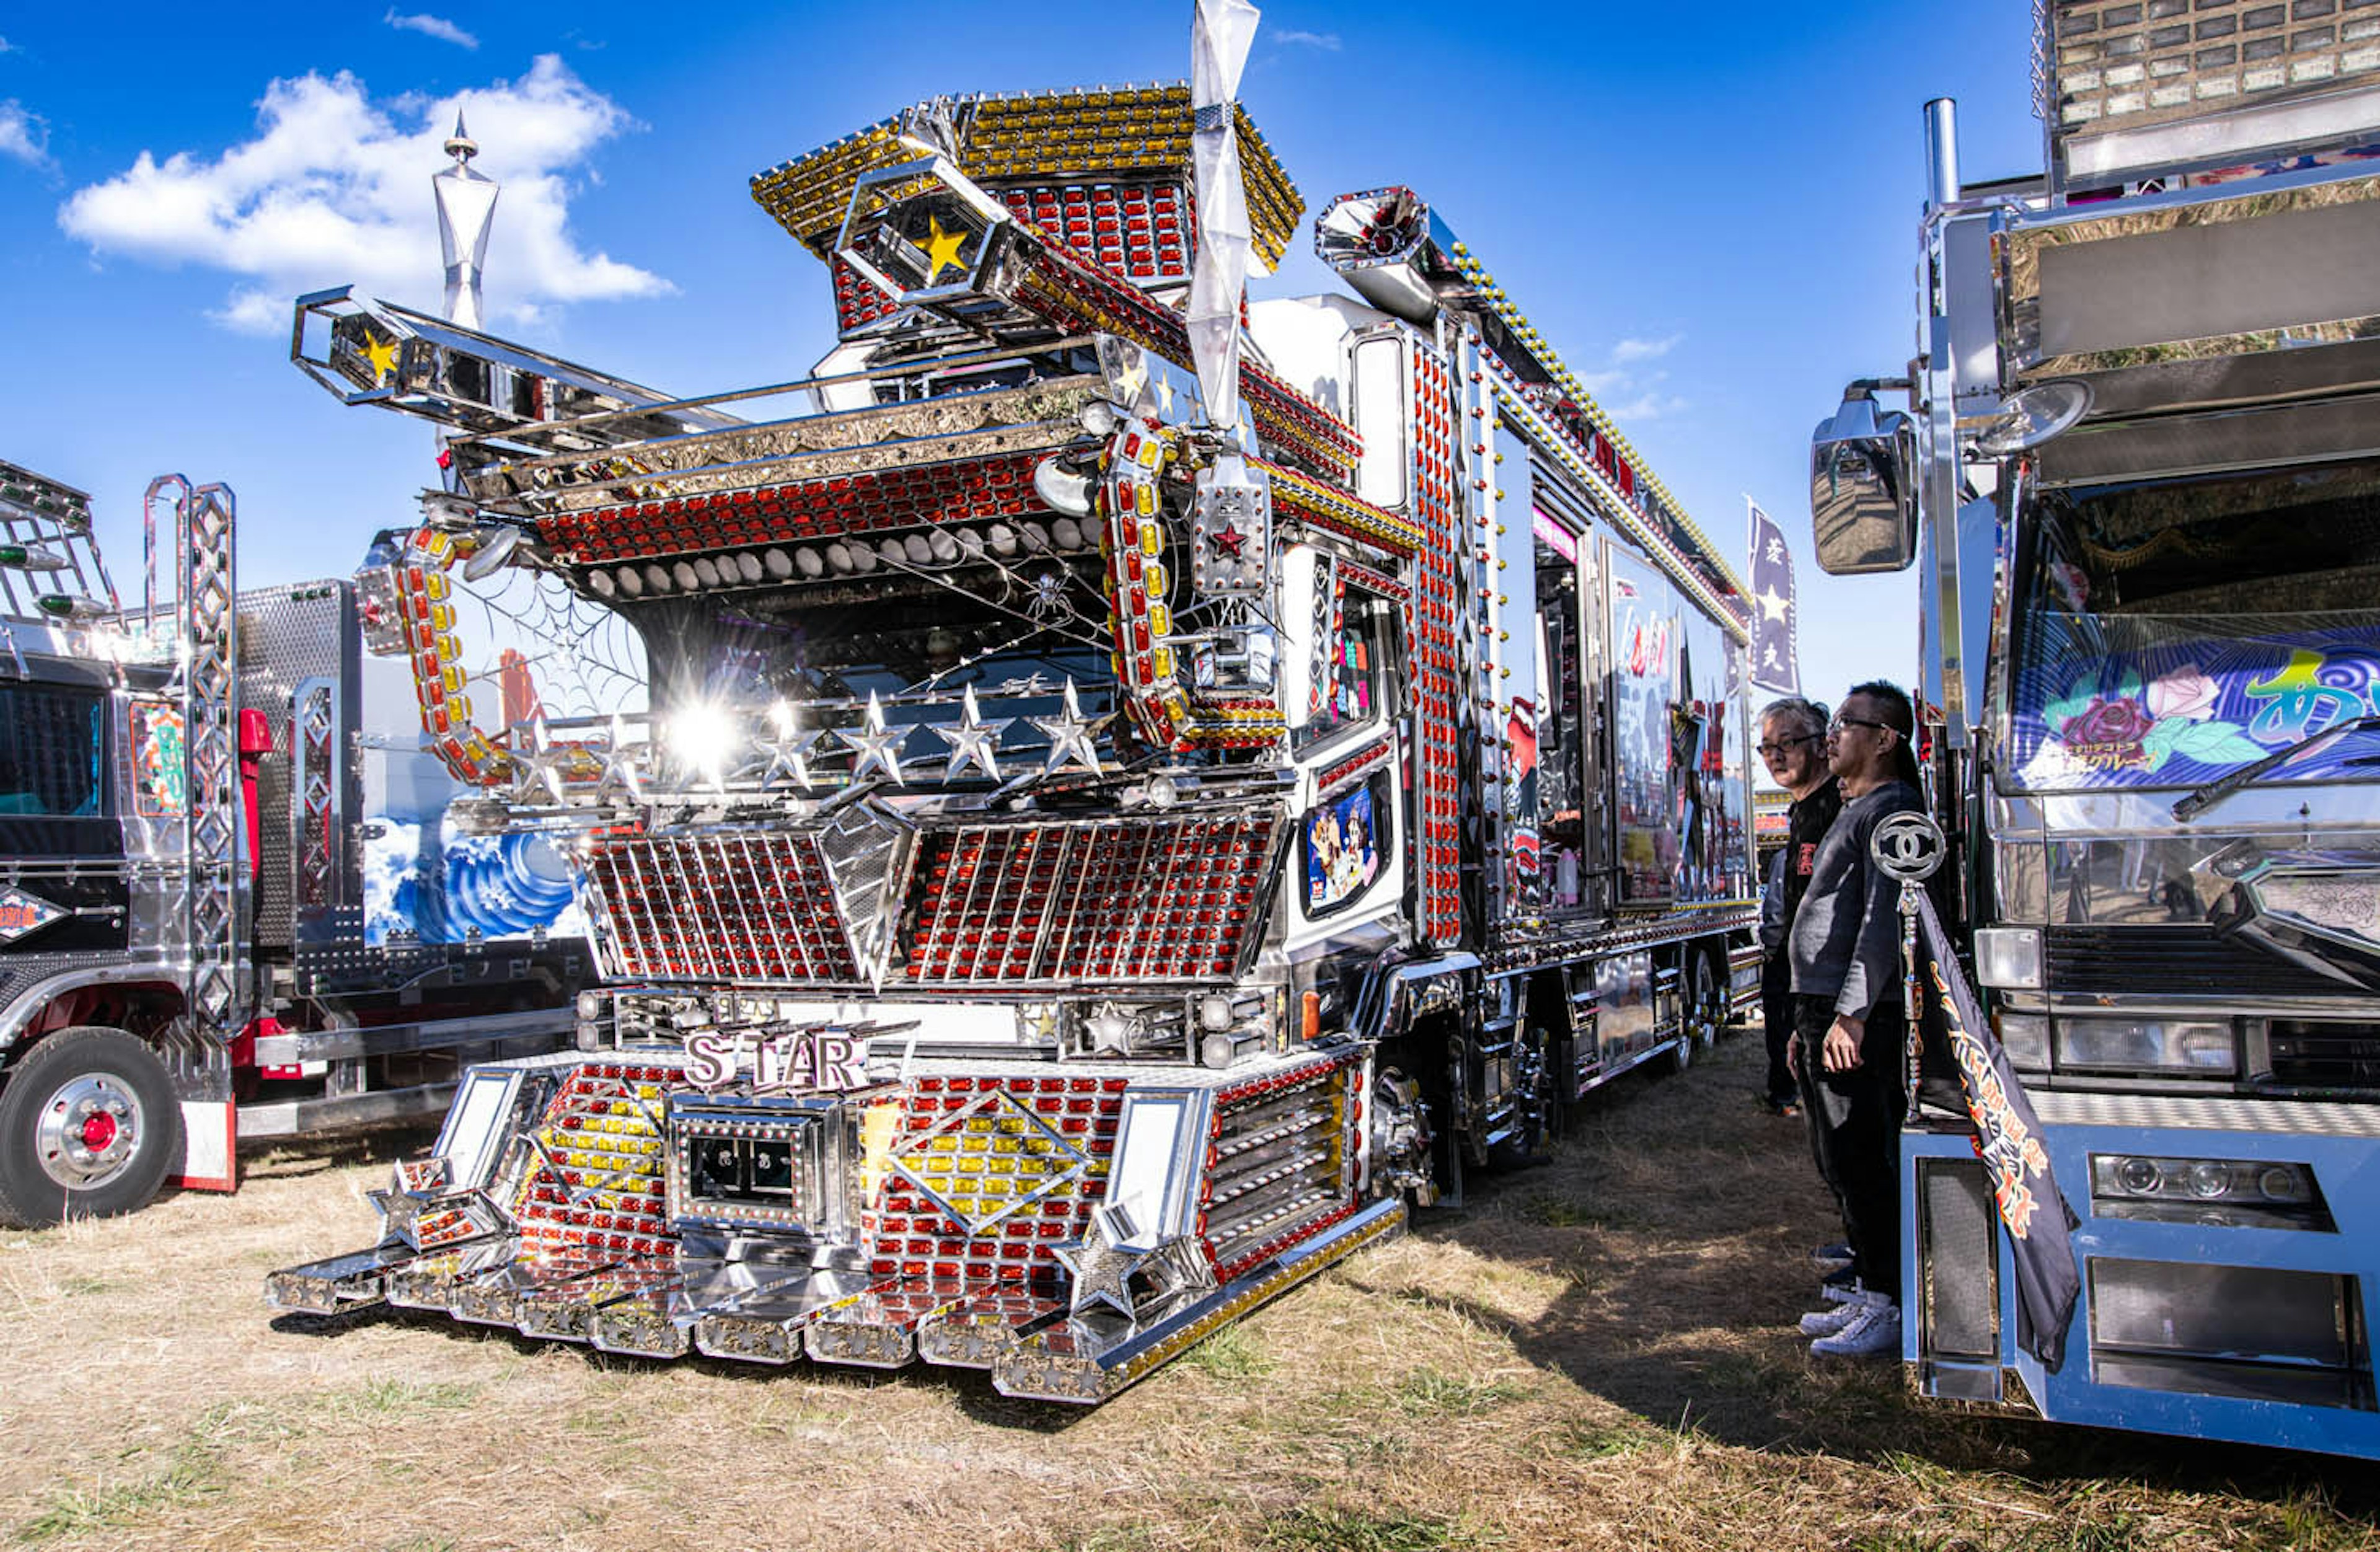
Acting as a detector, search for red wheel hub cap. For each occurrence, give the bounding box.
[79,1112,118,1152]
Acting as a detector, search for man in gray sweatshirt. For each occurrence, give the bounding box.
[1788,680,1925,1359]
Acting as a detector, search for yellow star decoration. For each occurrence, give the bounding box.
[362,331,399,386]
[922,214,968,282]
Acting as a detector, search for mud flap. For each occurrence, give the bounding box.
[178,1098,237,1193]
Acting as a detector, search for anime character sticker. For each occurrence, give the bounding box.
[130,702,187,818]
[1306,782,1382,913]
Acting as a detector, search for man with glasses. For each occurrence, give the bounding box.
[1755,698,1838,1118]
[1790,680,1926,1359]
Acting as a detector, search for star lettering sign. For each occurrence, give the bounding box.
[922,213,969,283]
[1755,585,1791,625]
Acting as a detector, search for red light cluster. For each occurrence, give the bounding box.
[831,252,900,333]
[540,453,1046,567]
[1316,736,1393,801]
[1214,1199,1360,1282]
[1201,1057,1357,1280]
[1335,557,1410,601]
[997,179,1190,283]
[866,1075,1127,1287]
[906,814,1276,985]
[514,1060,679,1259]
[1406,346,1465,945]
[588,832,859,983]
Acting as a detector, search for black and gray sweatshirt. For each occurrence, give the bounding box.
[1787,780,1923,1019]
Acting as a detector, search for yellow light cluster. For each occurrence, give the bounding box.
[1444,245,1744,599]
[1261,460,1426,557]
[532,1091,667,1209]
[903,1110,1084,1227]
[746,87,1303,271]
[749,120,907,255]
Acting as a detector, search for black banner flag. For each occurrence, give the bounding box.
[1912,889,2082,1369]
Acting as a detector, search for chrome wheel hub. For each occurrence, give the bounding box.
[34,1074,143,1190]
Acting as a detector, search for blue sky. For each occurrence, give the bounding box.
[0,2,2037,716]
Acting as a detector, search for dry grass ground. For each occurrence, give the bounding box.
[1,1034,2374,1552]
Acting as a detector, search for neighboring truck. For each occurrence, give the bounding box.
[1811,2,2380,1457]
[0,459,589,1227]
[267,77,1758,1402]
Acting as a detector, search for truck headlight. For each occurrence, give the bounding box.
[1996,1011,2050,1070]
[2055,1016,2237,1076]
[1974,928,2042,990]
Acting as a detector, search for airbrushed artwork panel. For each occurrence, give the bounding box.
[2009,616,2380,793]
[360,743,583,946]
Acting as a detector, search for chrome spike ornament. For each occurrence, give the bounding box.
[930,684,1011,782]
[433,110,498,332]
[838,692,912,786]
[1186,0,1263,435]
[1030,679,1109,778]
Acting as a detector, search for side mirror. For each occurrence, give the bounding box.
[1809,392,1917,575]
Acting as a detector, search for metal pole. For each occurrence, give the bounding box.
[1924,98,1962,212]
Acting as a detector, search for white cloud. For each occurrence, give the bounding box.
[1608,390,1689,423]
[0,36,20,54]
[384,9,478,49]
[58,56,667,334]
[1580,336,1687,422]
[0,100,51,170]
[1274,29,1342,50]
[1610,333,1680,364]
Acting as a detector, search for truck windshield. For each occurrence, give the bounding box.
[632,563,1122,771]
[2005,457,2380,795]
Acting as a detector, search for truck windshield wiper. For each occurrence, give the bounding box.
[2171,713,2380,822]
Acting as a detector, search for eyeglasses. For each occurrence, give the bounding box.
[1828,715,1897,738]
[1756,734,1822,758]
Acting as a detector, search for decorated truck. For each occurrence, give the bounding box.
[1810,1,2380,1457]
[0,461,589,1227]
[267,49,1758,1402]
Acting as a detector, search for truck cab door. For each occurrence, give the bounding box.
[0,679,129,955]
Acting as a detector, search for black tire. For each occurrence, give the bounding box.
[0,1026,183,1228]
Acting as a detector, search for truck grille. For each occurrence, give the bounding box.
[2268,1021,2380,1091]
[2046,927,2348,1000]
[588,831,858,983]
[905,813,1277,985]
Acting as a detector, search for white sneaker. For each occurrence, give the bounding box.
[1820,1279,1866,1305]
[1798,1293,1871,1337]
[1810,1297,1900,1359]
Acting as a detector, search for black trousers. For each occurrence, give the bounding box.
[1793,995,1907,1306]
[1759,956,1796,1106]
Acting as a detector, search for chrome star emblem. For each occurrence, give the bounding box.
[509,713,568,805]
[929,684,1011,782]
[1050,1205,1153,1320]
[1029,678,1108,778]
[754,702,821,791]
[836,692,911,786]
[596,714,647,804]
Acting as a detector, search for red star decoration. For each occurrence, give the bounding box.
[1210,522,1246,558]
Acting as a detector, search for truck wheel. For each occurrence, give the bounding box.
[0,1027,184,1228]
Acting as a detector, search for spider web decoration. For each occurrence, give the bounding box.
[450,565,649,725]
